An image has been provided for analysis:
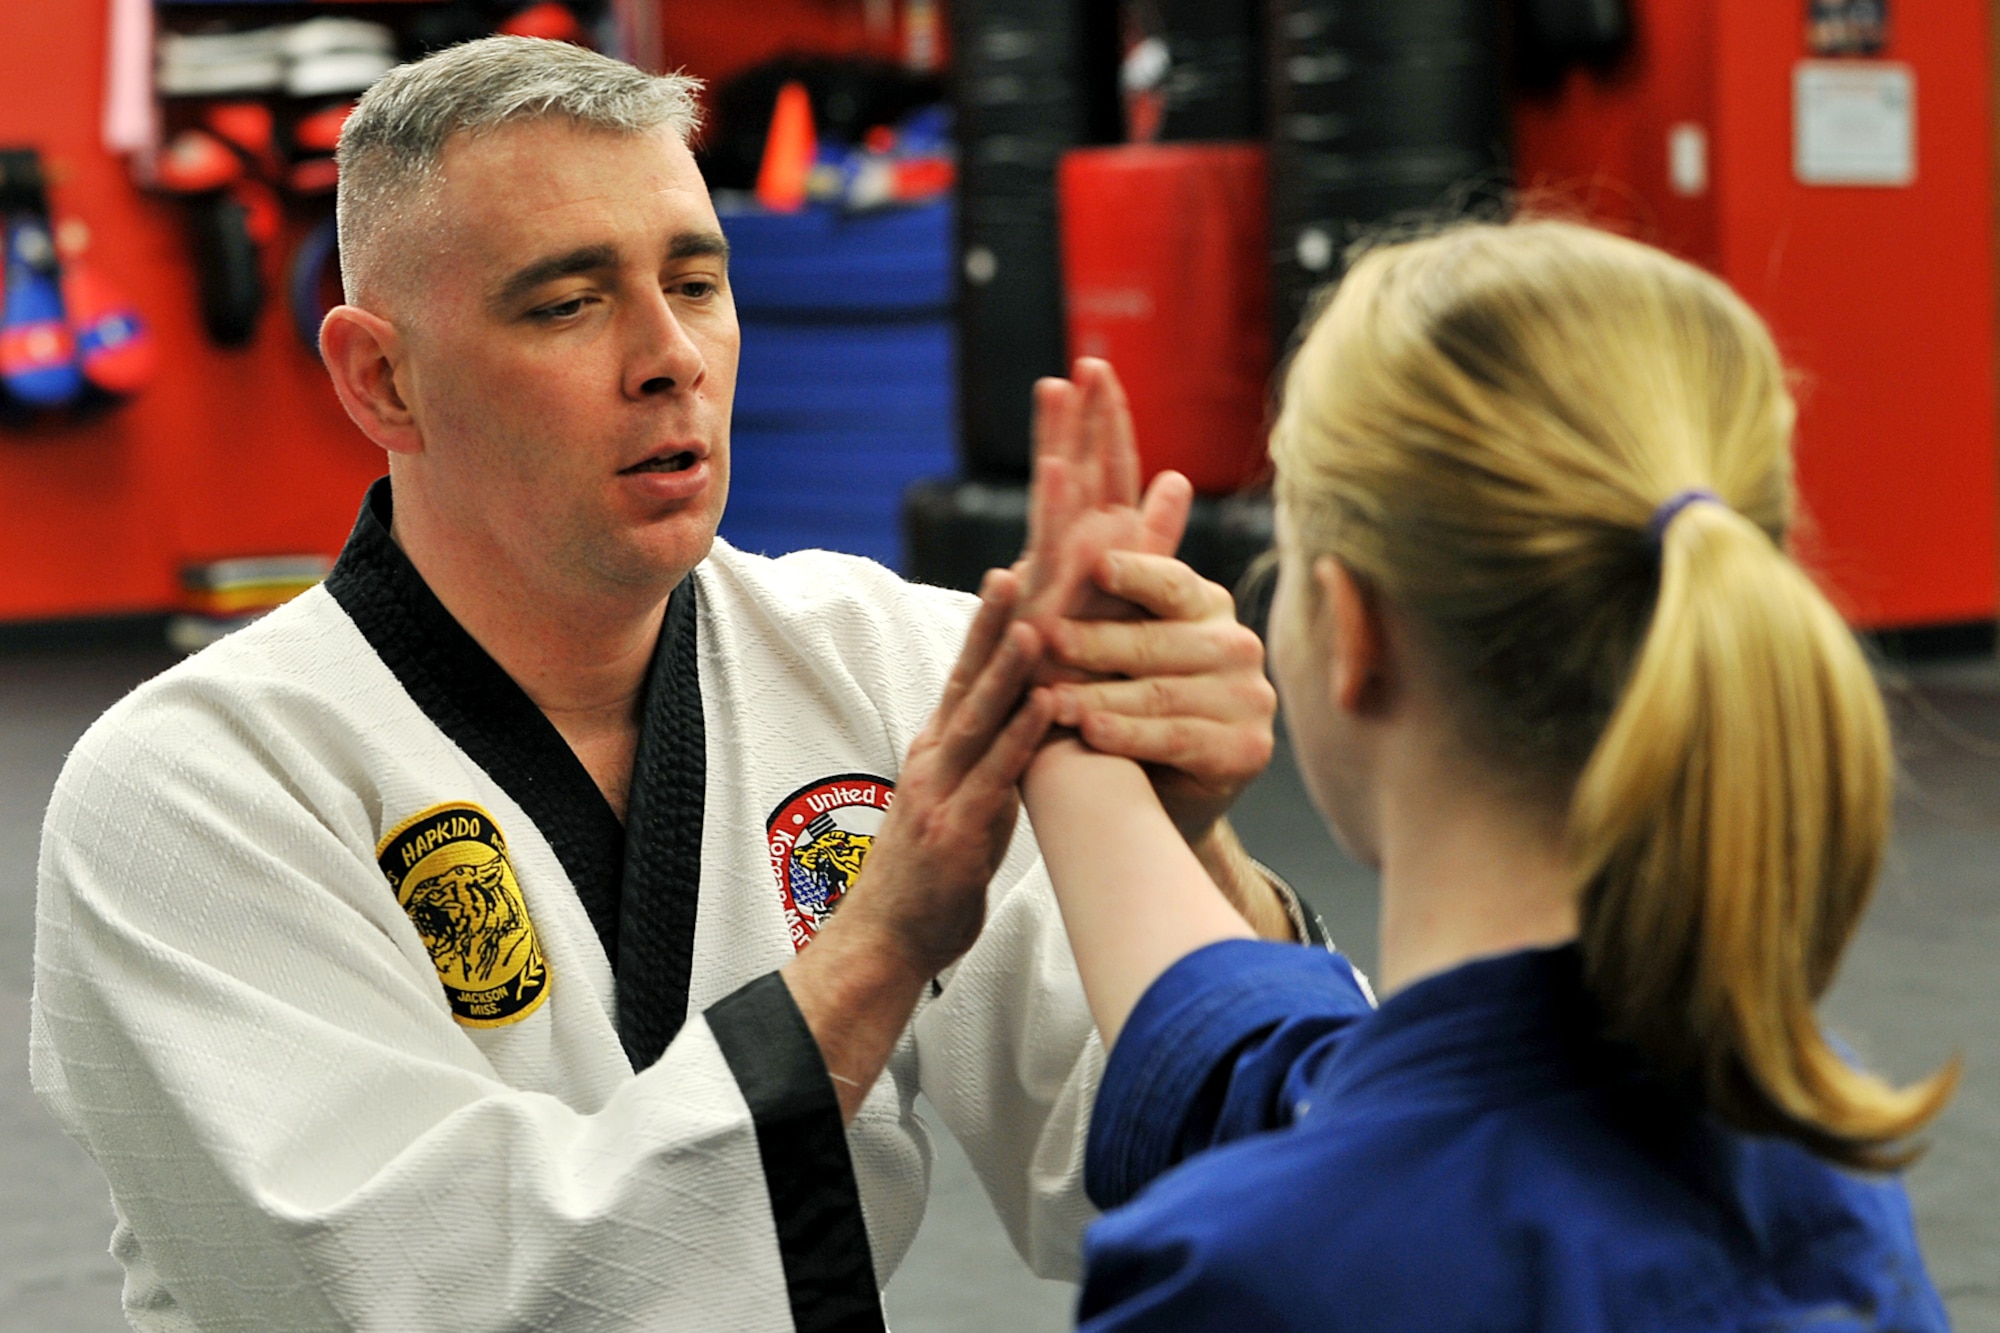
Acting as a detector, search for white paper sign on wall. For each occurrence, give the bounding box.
[1794,61,1916,186]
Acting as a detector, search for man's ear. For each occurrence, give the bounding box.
[1316,555,1387,715]
[320,305,421,456]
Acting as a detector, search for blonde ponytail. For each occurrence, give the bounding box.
[1570,499,1955,1168]
[1272,219,1955,1167]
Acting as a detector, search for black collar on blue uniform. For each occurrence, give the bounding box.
[323,476,707,1073]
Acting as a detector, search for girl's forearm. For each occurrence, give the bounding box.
[1022,738,1254,1047]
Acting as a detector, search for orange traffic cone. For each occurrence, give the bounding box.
[754,81,816,213]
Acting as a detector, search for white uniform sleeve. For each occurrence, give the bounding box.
[29,694,854,1332]
[912,837,1103,1281]
[725,551,1105,1284]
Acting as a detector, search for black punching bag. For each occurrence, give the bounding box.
[950,0,1120,479]
[1267,0,1509,348]
[1152,0,1264,142]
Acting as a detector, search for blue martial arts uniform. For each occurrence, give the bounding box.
[1080,941,1945,1331]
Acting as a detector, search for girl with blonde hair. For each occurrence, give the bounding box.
[1012,220,1954,1329]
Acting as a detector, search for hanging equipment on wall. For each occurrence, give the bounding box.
[1140,0,1264,142]
[0,155,84,411]
[58,219,157,399]
[0,148,154,418]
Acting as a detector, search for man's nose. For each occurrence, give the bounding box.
[624,288,706,398]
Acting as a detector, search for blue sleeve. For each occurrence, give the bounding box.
[1085,939,1372,1210]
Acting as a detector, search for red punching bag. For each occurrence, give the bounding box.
[1059,143,1271,495]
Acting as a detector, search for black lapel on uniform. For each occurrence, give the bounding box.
[325,479,628,967]
[616,575,706,1071]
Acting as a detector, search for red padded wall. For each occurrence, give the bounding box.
[1515,0,1997,630]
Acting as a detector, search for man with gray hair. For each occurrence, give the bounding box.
[31,36,1298,1332]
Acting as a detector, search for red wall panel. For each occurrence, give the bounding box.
[1714,0,1997,627]
[1515,0,1997,630]
[1512,0,1717,267]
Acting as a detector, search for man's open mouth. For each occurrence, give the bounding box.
[622,451,698,474]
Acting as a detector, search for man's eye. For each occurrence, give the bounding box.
[675,280,717,300]
[532,297,589,321]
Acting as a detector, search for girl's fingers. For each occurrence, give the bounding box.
[1073,361,1108,509]
[1080,358,1144,508]
[1027,378,1081,571]
[1019,457,1075,608]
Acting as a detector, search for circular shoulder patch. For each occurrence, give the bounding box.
[376,802,551,1028]
[766,773,895,951]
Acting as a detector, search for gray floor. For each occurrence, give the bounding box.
[3,644,1996,1331]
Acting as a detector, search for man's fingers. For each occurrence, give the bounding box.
[1071,711,1275,780]
[1092,550,1228,622]
[936,619,1044,777]
[962,686,1057,798]
[1047,671,1275,730]
[938,568,1021,719]
[1136,470,1193,557]
[1048,608,1263,681]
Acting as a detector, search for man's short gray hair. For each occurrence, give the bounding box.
[335,36,704,306]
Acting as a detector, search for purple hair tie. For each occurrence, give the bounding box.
[1647,488,1722,550]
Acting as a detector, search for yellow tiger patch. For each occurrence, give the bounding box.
[377,803,550,1027]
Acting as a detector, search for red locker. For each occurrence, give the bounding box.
[1514,0,1997,630]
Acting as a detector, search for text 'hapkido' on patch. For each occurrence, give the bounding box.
[376,802,551,1027]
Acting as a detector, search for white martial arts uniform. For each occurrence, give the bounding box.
[31,481,1102,1332]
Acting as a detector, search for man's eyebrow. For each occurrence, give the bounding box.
[490,244,619,311]
[488,233,729,313]
[669,231,729,263]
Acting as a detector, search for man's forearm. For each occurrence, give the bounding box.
[780,911,932,1121]
[1189,819,1299,942]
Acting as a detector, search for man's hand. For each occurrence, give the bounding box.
[1011,358,1290,939]
[1013,360,1277,845]
[783,570,1054,1118]
[1040,550,1274,848]
[846,569,1054,975]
